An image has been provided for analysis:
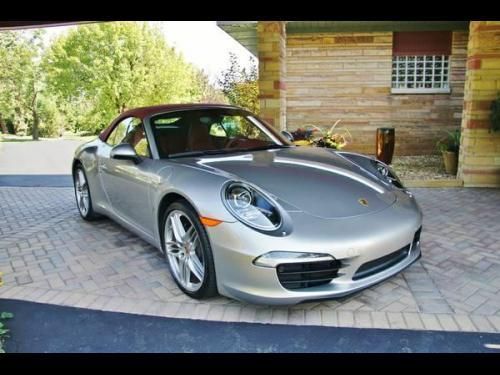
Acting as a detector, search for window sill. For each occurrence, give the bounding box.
[391,88,451,95]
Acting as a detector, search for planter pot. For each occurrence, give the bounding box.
[376,127,395,165]
[442,151,458,175]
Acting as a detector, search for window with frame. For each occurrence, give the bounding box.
[106,117,150,158]
[391,31,452,94]
[106,118,131,146]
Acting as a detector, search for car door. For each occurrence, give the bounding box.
[99,117,156,236]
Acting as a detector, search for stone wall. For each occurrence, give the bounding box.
[286,31,468,155]
[257,21,287,130]
[458,21,500,187]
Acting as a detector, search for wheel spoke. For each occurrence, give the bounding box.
[165,210,205,292]
[166,241,184,259]
[78,170,85,187]
[170,213,186,242]
[187,253,204,282]
[183,226,197,243]
[179,257,191,286]
[79,195,86,212]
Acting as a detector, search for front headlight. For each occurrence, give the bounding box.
[372,160,404,189]
[223,182,282,231]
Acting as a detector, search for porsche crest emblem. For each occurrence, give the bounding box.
[358,198,369,207]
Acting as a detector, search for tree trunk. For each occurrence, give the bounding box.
[31,89,39,140]
[32,108,40,141]
[0,113,8,134]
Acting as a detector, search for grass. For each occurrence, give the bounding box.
[0,132,95,143]
[0,134,37,142]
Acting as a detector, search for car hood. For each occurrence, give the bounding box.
[179,147,396,219]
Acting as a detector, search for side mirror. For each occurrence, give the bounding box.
[110,143,141,164]
[281,130,294,142]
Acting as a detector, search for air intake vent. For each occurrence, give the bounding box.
[277,260,342,290]
[413,226,422,248]
[353,244,411,281]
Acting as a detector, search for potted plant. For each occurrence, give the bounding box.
[436,129,460,175]
[290,120,352,150]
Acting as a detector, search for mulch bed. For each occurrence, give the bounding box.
[390,155,456,181]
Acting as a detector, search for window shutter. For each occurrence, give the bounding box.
[393,31,452,56]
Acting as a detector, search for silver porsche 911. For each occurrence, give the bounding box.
[72,104,422,305]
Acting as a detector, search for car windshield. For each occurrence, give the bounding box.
[150,108,292,158]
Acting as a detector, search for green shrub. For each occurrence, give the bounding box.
[436,129,461,153]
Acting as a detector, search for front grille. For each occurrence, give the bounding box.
[353,244,411,281]
[277,260,342,290]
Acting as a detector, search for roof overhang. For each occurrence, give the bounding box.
[0,21,96,31]
[217,21,470,56]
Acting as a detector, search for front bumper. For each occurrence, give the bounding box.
[207,192,423,305]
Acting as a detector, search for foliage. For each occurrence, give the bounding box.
[36,95,65,137]
[0,30,46,139]
[218,52,259,113]
[0,312,13,353]
[491,93,500,132]
[44,22,213,134]
[191,70,228,104]
[0,22,246,138]
[436,129,461,153]
[0,271,13,353]
[290,121,352,150]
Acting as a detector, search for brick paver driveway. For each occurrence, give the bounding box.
[1,187,500,333]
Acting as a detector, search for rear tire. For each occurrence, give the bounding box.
[161,200,218,299]
[73,163,100,221]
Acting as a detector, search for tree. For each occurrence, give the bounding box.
[191,69,228,104]
[44,22,203,134]
[0,30,45,139]
[218,53,259,113]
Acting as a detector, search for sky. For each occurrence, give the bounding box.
[41,21,256,85]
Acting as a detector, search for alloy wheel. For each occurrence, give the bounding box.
[75,168,89,216]
[164,210,205,292]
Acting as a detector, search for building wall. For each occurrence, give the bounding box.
[286,31,468,155]
[458,21,500,187]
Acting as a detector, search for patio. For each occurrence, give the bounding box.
[1,185,499,333]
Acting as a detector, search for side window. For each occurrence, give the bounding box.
[106,117,150,158]
[106,118,131,146]
[151,114,190,157]
[220,115,267,140]
[209,122,227,138]
[123,118,150,158]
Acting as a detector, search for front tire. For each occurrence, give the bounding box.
[73,164,100,221]
[162,200,218,299]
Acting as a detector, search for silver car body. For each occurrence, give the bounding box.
[73,105,423,305]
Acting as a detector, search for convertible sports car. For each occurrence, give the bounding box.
[73,104,422,305]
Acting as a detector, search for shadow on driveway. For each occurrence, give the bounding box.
[2,299,499,353]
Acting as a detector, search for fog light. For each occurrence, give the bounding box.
[253,251,335,268]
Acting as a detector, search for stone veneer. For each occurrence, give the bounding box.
[285,31,468,156]
[458,21,500,187]
[257,21,287,130]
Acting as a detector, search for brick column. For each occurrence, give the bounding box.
[458,21,500,187]
[257,21,286,130]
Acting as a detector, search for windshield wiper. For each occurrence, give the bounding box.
[168,149,236,158]
[168,144,291,159]
[238,144,292,152]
